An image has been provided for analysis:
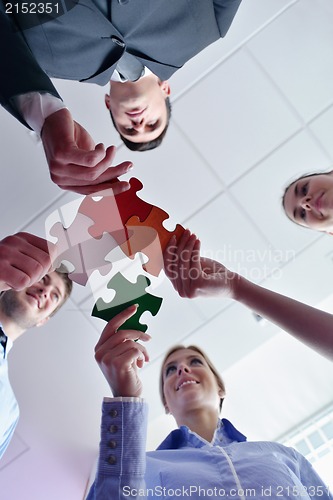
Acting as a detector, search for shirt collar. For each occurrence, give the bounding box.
[157,418,247,451]
[0,324,13,358]
[111,66,152,83]
[5,336,13,355]
[216,418,247,444]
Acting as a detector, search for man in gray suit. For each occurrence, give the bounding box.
[0,0,242,193]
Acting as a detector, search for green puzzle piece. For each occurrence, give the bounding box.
[92,272,163,332]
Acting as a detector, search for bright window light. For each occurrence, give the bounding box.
[280,404,333,491]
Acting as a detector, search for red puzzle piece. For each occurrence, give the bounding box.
[78,178,153,240]
[122,207,185,276]
[120,224,163,276]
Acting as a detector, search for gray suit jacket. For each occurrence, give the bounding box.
[0,0,242,126]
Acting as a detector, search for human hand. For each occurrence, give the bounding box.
[94,305,151,397]
[164,230,238,299]
[41,109,133,195]
[0,232,57,292]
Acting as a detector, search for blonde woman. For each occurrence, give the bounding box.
[87,306,331,499]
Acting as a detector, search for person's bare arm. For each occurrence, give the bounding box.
[164,231,333,360]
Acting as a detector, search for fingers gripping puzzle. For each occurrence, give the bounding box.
[48,178,184,330]
[92,273,163,332]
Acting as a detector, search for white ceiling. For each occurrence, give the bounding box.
[1,0,333,498]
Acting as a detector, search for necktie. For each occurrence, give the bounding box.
[0,326,8,359]
[116,52,144,82]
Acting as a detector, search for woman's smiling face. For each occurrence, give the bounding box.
[162,348,224,418]
[283,172,333,232]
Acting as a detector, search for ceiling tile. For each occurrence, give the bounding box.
[181,302,279,372]
[173,49,301,185]
[113,124,224,223]
[0,108,65,238]
[144,278,206,361]
[9,310,108,450]
[247,0,333,121]
[230,130,331,253]
[261,235,333,307]
[309,105,333,160]
[222,332,333,441]
[183,190,292,318]
[0,432,29,471]
[170,0,297,98]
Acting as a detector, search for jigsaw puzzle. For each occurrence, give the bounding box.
[119,224,163,277]
[123,206,185,274]
[78,178,153,239]
[49,213,118,285]
[92,272,163,332]
[49,176,186,332]
[75,177,184,277]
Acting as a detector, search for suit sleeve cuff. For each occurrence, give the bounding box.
[15,92,66,136]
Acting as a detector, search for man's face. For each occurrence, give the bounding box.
[0,272,67,330]
[105,75,170,143]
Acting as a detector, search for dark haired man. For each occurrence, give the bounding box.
[105,73,171,152]
[0,232,72,459]
[0,0,242,193]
